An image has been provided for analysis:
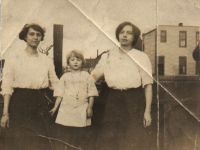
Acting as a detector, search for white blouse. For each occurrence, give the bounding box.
[1,50,61,96]
[91,48,153,89]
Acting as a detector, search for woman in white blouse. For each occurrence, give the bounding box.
[91,22,153,150]
[0,23,61,150]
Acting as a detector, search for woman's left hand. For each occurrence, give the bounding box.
[143,111,152,128]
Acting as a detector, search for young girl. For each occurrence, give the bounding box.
[50,50,98,148]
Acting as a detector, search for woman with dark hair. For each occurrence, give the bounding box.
[91,21,153,150]
[0,23,62,150]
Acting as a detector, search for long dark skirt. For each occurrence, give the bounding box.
[96,87,151,150]
[52,124,94,150]
[4,88,51,150]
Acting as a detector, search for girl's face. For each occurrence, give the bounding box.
[118,25,134,47]
[25,28,42,48]
[68,55,83,71]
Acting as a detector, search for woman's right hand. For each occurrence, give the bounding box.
[1,114,9,128]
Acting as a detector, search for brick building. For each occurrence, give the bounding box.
[143,23,200,77]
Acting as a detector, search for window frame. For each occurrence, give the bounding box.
[160,30,167,43]
[196,60,200,75]
[179,31,187,48]
[158,56,165,76]
[196,31,199,46]
[179,56,187,75]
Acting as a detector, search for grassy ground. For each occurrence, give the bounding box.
[159,80,200,150]
[0,81,199,150]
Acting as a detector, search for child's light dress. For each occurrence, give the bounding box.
[56,71,98,127]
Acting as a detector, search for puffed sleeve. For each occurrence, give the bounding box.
[87,73,99,97]
[1,59,14,95]
[48,58,63,97]
[91,53,107,81]
[139,54,153,87]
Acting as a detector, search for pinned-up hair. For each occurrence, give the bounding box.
[19,23,45,41]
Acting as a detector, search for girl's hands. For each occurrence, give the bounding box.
[1,114,9,128]
[143,111,152,128]
[49,108,57,116]
[87,107,93,118]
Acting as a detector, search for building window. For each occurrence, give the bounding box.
[160,30,167,43]
[196,32,199,46]
[0,59,5,79]
[179,56,187,75]
[179,31,187,47]
[196,61,200,75]
[158,56,165,75]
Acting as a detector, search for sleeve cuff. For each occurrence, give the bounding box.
[53,90,64,97]
[142,80,154,88]
[1,89,14,96]
[88,91,99,97]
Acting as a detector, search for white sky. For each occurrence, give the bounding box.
[1,0,200,60]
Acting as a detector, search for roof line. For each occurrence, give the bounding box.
[143,24,200,36]
[158,24,200,28]
[142,29,156,36]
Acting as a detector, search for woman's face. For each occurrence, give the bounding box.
[25,28,42,48]
[68,56,83,71]
[118,25,134,47]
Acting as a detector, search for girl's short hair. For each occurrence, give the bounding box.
[115,21,141,47]
[19,23,45,42]
[66,50,85,66]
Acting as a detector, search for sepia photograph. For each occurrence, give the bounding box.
[0,0,200,150]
